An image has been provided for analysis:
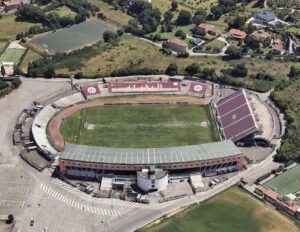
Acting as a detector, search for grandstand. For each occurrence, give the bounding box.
[58,140,245,174]
[215,89,259,142]
[107,82,181,93]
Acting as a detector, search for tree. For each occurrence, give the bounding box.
[185,63,200,75]
[244,35,260,50]
[1,65,5,76]
[175,30,186,39]
[7,214,14,224]
[289,64,300,79]
[192,8,206,25]
[231,64,248,77]
[228,15,246,29]
[103,30,118,43]
[164,11,173,23]
[176,10,192,26]
[225,46,242,59]
[153,34,162,41]
[166,63,178,76]
[74,72,84,79]
[44,66,55,78]
[170,1,178,11]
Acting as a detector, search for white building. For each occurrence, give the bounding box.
[137,167,168,192]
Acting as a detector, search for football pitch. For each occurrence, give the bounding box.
[32,20,116,52]
[265,165,300,195]
[141,187,300,232]
[60,104,220,148]
[0,48,26,64]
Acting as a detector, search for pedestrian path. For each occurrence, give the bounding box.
[40,183,121,217]
[50,178,183,209]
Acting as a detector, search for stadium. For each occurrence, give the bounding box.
[29,75,278,192]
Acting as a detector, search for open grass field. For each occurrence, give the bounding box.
[32,20,116,52]
[51,6,76,17]
[265,165,300,195]
[57,35,292,87]
[0,48,26,64]
[88,0,133,25]
[60,102,219,148]
[0,15,39,41]
[141,187,300,232]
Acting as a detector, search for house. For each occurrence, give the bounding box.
[195,23,221,37]
[3,0,30,11]
[195,23,209,35]
[164,39,188,53]
[253,11,276,25]
[251,30,270,42]
[228,29,247,40]
[207,28,221,36]
[191,37,205,45]
[1,62,14,76]
[270,39,286,55]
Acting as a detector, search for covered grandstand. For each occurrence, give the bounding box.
[58,140,245,174]
[107,82,181,93]
[215,89,259,143]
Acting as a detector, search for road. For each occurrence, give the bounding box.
[0,77,282,232]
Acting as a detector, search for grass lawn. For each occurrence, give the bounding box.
[141,187,300,232]
[0,48,26,64]
[149,24,194,43]
[20,49,41,73]
[88,0,133,25]
[204,39,226,50]
[60,102,219,148]
[0,15,39,40]
[51,6,76,17]
[265,165,300,195]
[0,41,9,55]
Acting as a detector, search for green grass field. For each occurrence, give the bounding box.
[0,48,26,64]
[0,15,39,40]
[265,165,300,195]
[141,187,300,232]
[60,103,219,148]
[32,20,116,52]
[20,49,41,73]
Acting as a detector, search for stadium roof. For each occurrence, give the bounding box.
[60,140,241,165]
[216,89,259,142]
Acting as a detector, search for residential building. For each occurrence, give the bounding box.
[164,39,188,53]
[3,0,30,11]
[253,11,276,25]
[195,23,209,35]
[207,28,221,36]
[228,29,247,40]
[195,23,221,37]
[270,39,286,55]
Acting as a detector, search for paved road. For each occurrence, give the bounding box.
[0,78,282,232]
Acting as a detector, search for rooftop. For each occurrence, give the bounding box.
[60,140,242,165]
[169,39,188,47]
[254,11,276,22]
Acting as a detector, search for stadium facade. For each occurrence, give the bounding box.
[58,141,245,175]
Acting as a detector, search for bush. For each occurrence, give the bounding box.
[166,63,178,76]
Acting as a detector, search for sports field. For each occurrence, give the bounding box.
[265,165,300,195]
[0,48,26,64]
[141,187,300,232]
[60,104,219,148]
[32,20,116,53]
